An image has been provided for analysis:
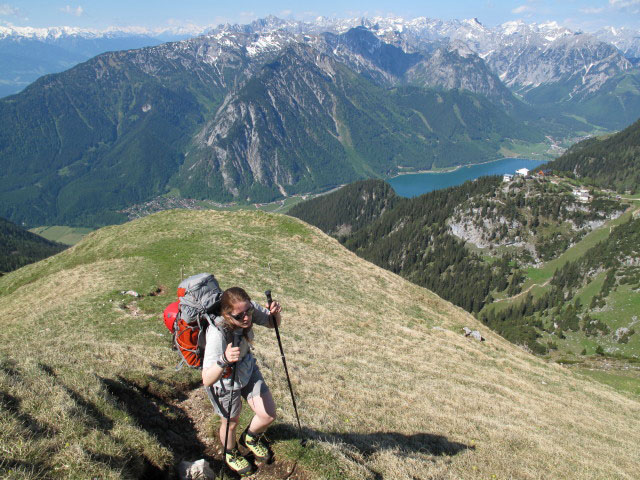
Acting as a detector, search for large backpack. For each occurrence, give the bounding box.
[163,273,222,369]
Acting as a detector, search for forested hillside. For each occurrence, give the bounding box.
[450,176,625,263]
[288,180,401,235]
[481,214,640,356]
[292,178,516,314]
[0,217,66,273]
[546,117,640,193]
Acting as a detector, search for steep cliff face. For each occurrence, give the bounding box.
[180,46,357,202]
[594,26,640,61]
[406,42,516,107]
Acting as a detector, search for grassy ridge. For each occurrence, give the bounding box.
[1,210,639,479]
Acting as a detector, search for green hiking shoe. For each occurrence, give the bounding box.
[239,427,273,462]
[225,447,253,476]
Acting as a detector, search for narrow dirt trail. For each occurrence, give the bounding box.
[493,278,552,303]
[173,387,308,480]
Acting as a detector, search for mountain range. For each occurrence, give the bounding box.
[0,24,542,227]
[1,15,640,228]
[4,16,639,106]
[224,16,640,131]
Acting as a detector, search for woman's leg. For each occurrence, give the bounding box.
[246,389,277,434]
[219,415,240,450]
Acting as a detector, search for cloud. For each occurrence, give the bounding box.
[580,6,606,14]
[60,5,84,17]
[609,0,640,7]
[280,10,293,17]
[239,11,257,20]
[512,5,534,14]
[0,3,18,16]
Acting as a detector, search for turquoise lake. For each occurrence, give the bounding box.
[387,158,546,198]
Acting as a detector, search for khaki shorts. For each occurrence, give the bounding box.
[205,367,269,418]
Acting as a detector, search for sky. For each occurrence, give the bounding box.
[1,0,639,32]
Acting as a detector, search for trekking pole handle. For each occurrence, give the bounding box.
[232,330,241,347]
[265,290,273,307]
[266,290,283,358]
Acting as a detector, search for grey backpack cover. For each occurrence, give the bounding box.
[178,273,222,324]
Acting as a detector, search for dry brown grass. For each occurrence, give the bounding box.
[1,209,639,479]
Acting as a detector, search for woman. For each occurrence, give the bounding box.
[202,287,282,476]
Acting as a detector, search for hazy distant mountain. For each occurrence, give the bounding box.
[230,17,640,128]
[0,25,204,97]
[593,26,640,61]
[3,15,640,227]
[222,16,634,94]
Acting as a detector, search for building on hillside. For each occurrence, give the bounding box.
[503,174,513,182]
[572,188,591,203]
[515,168,530,177]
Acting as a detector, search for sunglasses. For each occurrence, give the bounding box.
[229,306,254,321]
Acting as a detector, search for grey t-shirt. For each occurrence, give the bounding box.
[202,301,271,391]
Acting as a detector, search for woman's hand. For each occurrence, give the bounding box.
[224,342,241,363]
[268,300,282,327]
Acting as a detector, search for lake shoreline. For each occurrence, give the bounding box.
[388,157,546,198]
[389,156,545,179]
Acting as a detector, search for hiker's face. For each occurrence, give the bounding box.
[228,300,253,328]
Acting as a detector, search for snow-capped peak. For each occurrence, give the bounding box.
[0,23,208,41]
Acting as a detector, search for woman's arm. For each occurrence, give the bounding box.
[251,300,281,328]
[202,364,224,387]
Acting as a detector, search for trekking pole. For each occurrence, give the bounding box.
[221,331,242,480]
[265,290,306,446]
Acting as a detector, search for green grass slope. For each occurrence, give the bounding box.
[0,210,639,479]
[29,226,94,246]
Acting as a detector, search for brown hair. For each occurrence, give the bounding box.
[219,287,253,341]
